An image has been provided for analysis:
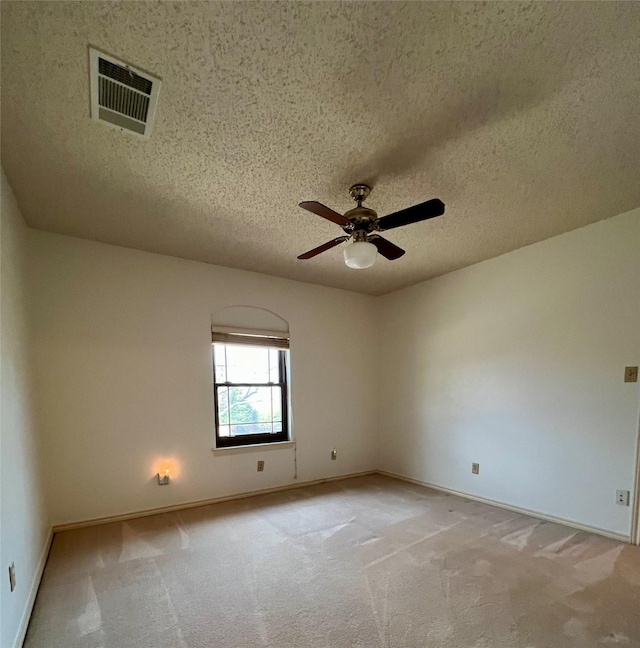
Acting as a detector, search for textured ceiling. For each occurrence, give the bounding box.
[2,2,639,295]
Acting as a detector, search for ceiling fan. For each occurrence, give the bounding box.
[297,185,445,269]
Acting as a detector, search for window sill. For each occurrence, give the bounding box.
[212,440,296,456]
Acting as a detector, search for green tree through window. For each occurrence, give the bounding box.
[218,387,262,434]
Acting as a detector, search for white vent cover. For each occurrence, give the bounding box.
[89,48,161,137]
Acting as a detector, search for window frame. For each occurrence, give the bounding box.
[212,334,290,449]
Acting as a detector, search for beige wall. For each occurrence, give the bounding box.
[28,230,379,526]
[378,209,640,537]
[1,171,49,648]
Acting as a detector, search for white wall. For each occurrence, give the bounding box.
[378,209,640,537]
[1,171,49,648]
[28,231,379,526]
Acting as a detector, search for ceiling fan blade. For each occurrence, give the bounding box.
[299,201,350,227]
[297,236,349,260]
[375,198,445,231]
[369,234,406,260]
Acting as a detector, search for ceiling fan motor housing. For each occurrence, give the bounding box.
[344,206,378,234]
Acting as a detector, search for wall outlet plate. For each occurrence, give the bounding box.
[624,366,638,383]
[257,460,265,472]
[472,463,480,475]
[8,562,15,592]
[331,449,337,460]
[616,489,630,506]
[157,472,169,485]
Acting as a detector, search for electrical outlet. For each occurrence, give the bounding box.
[472,463,480,475]
[257,460,264,472]
[8,562,15,592]
[616,490,630,506]
[331,449,337,460]
[624,366,638,383]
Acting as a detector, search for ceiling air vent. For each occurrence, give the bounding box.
[89,48,161,137]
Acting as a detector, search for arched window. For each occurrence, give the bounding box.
[211,307,290,448]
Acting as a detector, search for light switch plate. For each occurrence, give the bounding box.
[472,463,480,475]
[624,366,638,383]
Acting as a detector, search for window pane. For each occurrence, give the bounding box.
[213,344,227,383]
[271,386,282,422]
[227,386,276,425]
[228,386,260,425]
[216,387,230,425]
[269,348,280,383]
[225,345,270,383]
[218,385,285,437]
[229,422,273,436]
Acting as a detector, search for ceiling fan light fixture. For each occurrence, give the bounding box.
[343,241,377,269]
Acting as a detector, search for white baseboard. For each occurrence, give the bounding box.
[377,470,630,544]
[52,470,377,532]
[52,469,630,543]
[15,526,53,648]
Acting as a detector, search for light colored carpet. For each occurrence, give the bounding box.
[26,474,639,648]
